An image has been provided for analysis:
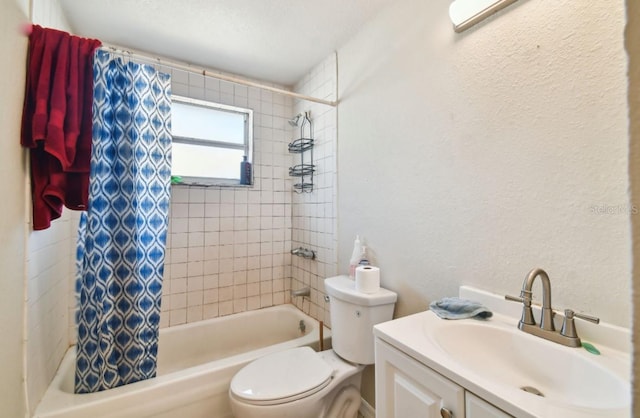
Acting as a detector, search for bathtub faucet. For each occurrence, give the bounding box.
[291,247,316,260]
[291,287,311,298]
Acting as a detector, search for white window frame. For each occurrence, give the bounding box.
[171,95,253,186]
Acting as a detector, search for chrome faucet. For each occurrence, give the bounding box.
[506,268,600,348]
[520,268,555,332]
[290,287,310,297]
[291,247,316,260]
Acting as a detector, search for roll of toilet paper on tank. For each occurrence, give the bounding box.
[355,265,380,294]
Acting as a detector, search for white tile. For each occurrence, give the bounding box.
[187,290,203,306]
[189,203,205,218]
[187,261,203,276]
[171,186,190,203]
[204,288,219,304]
[219,301,233,316]
[170,309,187,326]
[187,305,203,323]
[219,286,233,301]
[205,203,220,217]
[171,203,189,218]
[220,189,234,204]
[171,248,188,264]
[187,276,203,292]
[203,303,219,319]
[260,294,273,308]
[203,260,219,275]
[233,298,247,313]
[170,263,187,279]
[220,81,234,95]
[187,247,204,264]
[219,273,234,287]
[189,187,205,203]
[171,218,189,233]
[205,189,221,203]
[219,258,234,274]
[220,217,234,232]
[220,204,234,217]
[220,231,234,245]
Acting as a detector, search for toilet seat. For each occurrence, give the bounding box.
[230,347,334,406]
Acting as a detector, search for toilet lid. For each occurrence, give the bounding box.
[230,346,333,405]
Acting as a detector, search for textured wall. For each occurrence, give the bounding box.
[338,0,630,327]
[0,0,29,415]
[626,0,639,414]
[26,0,77,413]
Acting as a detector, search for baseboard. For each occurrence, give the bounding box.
[359,398,375,418]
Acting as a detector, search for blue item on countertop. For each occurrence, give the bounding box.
[429,297,493,320]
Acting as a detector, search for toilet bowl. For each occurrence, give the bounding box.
[229,275,397,418]
[229,348,363,418]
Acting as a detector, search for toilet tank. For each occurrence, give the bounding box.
[325,275,397,365]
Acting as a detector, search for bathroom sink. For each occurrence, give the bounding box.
[373,291,631,418]
[429,320,629,410]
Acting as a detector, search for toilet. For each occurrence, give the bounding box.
[228,275,397,418]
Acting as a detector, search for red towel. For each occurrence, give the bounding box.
[21,25,101,230]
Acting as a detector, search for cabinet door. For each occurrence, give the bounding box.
[375,338,465,418]
[466,392,513,418]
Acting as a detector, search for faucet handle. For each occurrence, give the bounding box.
[560,309,599,339]
[505,294,523,303]
[505,294,536,326]
[567,309,600,324]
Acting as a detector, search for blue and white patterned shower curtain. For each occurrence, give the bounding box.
[75,50,172,393]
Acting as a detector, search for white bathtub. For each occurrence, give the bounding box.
[34,304,331,418]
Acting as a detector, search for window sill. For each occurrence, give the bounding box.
[171,177,252,188]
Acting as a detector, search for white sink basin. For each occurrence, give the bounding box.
[430,320,629,410]
[374,301,631,418]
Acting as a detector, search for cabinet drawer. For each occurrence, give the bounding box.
[375,338,464,418]
[466,392,513,418]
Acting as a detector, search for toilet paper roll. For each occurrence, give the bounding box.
[355,265,380,294]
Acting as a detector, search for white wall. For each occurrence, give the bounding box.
[626,0,639,414]
[25,0,78,413]
[337,0,631,327]
[0,1,29,415]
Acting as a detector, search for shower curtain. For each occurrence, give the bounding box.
[75,50,172,393]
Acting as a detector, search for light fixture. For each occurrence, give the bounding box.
[449,0,517,33]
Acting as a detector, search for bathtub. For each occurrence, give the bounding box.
[34,304,331,418]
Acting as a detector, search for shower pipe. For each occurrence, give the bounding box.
[100,42,338,107]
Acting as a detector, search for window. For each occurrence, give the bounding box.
[171,95,253,185]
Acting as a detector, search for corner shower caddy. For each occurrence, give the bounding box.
[288,112,314,193]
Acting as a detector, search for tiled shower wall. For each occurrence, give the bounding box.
[290,53,339,325]
[159,69,296,327]
[62,58,337,335]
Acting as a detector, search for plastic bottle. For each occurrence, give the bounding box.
[240,156,252,185]
[349,235,362,278]
[358,246,370,266]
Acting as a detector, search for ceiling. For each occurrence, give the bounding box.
[58,0,393,86]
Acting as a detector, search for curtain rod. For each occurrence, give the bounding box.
[100,42,338,107]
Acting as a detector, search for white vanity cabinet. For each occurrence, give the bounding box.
[375,338,512,418]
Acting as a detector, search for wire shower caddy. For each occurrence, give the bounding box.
[288,112,315,193]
